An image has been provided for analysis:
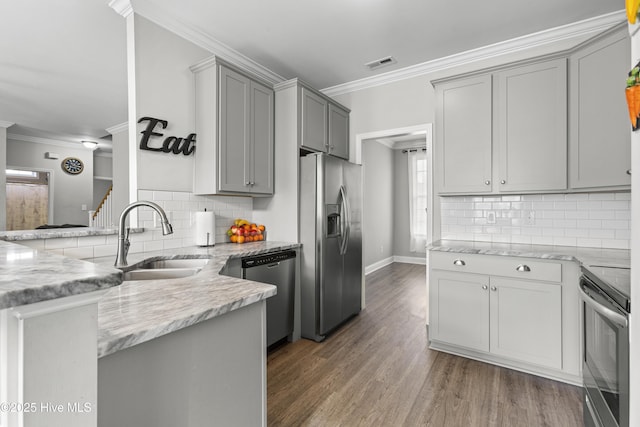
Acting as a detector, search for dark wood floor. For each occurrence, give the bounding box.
[267,263,583,426]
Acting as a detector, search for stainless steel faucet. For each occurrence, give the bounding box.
[114,201,173,268]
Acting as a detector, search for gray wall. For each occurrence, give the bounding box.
[363,141,394,267]
[7,139,93,226]
[135,15,210,192]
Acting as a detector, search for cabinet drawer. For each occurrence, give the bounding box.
[430,251,562,283]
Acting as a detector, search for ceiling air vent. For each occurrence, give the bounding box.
[365,56,397,71]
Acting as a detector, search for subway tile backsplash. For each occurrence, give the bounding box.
[23,191,253,260]
[440,192,631,249]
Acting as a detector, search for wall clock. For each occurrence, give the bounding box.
[61,157,84,175]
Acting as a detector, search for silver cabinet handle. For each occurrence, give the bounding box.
[500,180,506,184]
[482,285,488,290]
[453,259,466,266]
[516,264,531,272]
[491,286,497,291]
[484,180,491,185]
[627,169,632,175]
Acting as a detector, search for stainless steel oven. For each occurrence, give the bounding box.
[579,266,630,427]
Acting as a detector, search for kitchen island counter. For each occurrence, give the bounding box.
[93,241,300,358]
[0,239,122,309]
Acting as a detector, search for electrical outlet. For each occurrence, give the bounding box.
[81,204,87,211]
[526,210,535,225]
[486,211,496,224]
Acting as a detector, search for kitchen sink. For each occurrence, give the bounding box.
[121,256,211,281]
[137,258,211,270]
[122,267,203,281]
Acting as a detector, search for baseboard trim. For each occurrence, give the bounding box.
[365,255,426,275]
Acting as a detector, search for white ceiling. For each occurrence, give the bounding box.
[0,0,624,147]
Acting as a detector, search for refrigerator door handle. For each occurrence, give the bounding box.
[339,185,351,255]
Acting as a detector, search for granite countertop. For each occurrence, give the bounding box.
[0,240,122,309]
[93,241,300,358]
[0,227,144,241]
[428,239,630,268]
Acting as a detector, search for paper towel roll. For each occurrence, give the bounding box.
[194,211,216,246]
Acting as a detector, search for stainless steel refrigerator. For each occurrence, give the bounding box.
[299,153,363,342]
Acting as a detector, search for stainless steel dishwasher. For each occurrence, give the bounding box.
[241,250,296,348]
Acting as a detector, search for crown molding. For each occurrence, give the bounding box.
[0,121,15,129]
[106,121,128,135]
[322,10,626,97]
[131,0,286,86]
[7,133,84,150]
[109,0,133,18]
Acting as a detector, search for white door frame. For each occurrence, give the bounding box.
[355,123,433,321]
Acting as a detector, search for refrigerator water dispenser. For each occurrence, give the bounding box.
[326,204,340,237]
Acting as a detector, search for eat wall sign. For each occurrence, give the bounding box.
[138,116,196,156]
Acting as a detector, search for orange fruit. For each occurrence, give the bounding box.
[230,235,238,243]
[237,235,245,244]
[246,236,253,242]
[258,225,265,231]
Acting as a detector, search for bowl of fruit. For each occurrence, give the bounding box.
[227,219,266,243]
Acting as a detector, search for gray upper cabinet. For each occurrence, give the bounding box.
[495,59,567,192]
[569,26,630,190]
[192,57,274,196]
[434,59,567,195]
[300,84,350,159]
[435,75,493,194]
[301,88,328,152]
[328,103,349,159]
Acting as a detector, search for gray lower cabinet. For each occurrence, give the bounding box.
[192,56,274,196]
[300,82,350,159]
[569,25,630,190]
[429,251,580,384]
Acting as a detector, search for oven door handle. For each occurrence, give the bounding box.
[579,285,628,328]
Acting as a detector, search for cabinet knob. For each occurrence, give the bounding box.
[491,286,497,291]
[627,169,632,175]
[516,264,531,272]
[453,259,466,266]
[484,180,491,185]
[500,180,506,184]
[482,285,488,290]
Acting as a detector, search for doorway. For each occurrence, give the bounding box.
[5,168,53,230]
[356,124,433,272]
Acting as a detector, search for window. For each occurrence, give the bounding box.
[408,150,427,252]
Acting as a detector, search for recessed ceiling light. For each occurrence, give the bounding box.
[365,56,397,71]
[82,140,98,150]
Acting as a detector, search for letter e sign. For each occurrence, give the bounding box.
[138,116,196,156]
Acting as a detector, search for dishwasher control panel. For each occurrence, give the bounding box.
[241,250,296,268]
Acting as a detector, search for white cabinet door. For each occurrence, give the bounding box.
[328,103,349,159]
[435,75,493,194]
[494,59,567,192]
[301,87,328,153]
[569,29,631,189]
[489,277,562,369]
[430,270,490,352]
